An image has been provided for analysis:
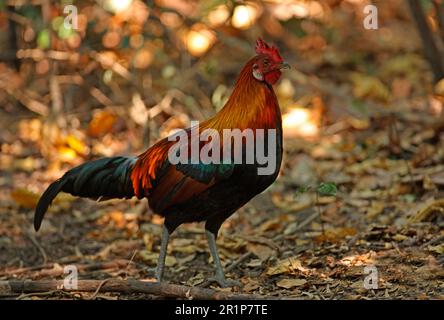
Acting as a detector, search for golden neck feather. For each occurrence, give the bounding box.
[204,58,281,131]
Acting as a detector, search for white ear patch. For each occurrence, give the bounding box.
[253,69,264,81]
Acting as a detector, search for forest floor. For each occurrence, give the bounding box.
[1,0,444,300]
[1,102,443,300]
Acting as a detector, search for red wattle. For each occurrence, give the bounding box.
[265,70,282,85]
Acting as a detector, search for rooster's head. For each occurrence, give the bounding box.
[252,38,290,85]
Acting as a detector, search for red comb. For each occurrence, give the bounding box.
[255,38,283,62]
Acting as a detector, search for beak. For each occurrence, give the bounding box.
[279,62,291,70]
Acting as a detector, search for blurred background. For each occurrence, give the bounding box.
[0,0,443,299]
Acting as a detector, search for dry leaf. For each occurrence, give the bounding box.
[276,278,307,289]
[408,198,444,223]
[138,250,177,267]
[428,244,444,254]
[266,257,306,276]
[392,234,408,242]
[246,259,262,268]
[12,157,38,172]
[243,281,260,292]
[109,211,126,228]
[57,146,78,162]
[65,135,88,156]
[188,273,206,286]
[315,227,357,243]
[367,201,385,219]
[247,243,275,261]
[88,110,119,137]
[351,73,390,102]
[11,188,40,208]
[178,253,196,265]
[171,238,200,254]
[259,217,284,232]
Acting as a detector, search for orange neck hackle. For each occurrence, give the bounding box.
[204,58,281,131]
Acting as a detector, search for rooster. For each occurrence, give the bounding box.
[34,38,289,287]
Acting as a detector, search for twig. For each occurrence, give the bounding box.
[226,252,253,273]
[25,231,47,265]
[315,192,325,236]
[234,235,280,251]
[273,211,319,242]
[87,278,111,300]
[50,72,67,128]
[123,250,138,279]
[296,211,319,232]
[90,51,132,81]
[421,234,444,248]
[90,87,114,106]
[17,290,58,300]
[5,88,49,116]
[0,279,285,300]
[388,115,420,194]
[16,49,80,61]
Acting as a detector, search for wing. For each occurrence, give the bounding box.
[130,132,235,213]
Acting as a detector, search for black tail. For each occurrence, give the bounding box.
[34,156,137,231]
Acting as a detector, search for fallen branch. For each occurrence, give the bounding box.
[0,259,134,278]
[0,279,284,300]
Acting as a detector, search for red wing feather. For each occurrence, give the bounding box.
[131,139,172,198]
[131,138,215,212]
[149,165,214,212]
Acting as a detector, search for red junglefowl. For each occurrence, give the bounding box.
[34,38,290,287]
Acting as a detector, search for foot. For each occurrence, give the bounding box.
[146,267,162,283]
[207,274,242,288]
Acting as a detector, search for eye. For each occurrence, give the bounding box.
[263,59,270,66]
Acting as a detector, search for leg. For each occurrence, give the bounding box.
[155,225,170,282]
[205,230,241,288]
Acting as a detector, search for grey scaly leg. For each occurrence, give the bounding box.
[205,230,241,288]
[155,225,170,282]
